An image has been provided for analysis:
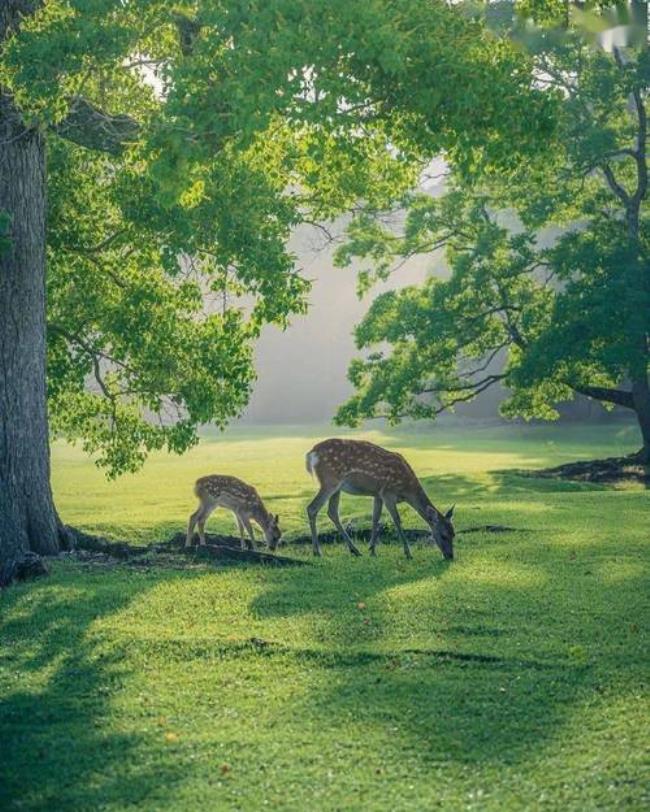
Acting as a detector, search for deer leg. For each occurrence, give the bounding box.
[327,491,361,557]
[186,507,202,547]
[197,504,217,546]
[235,514,247,550]
[242,516,256,551]
[369,496,383,556]
[307,485,337,557]
[384,498,412,560]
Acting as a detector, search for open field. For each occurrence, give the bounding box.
[1,422,649,810]
[50,421,645,543]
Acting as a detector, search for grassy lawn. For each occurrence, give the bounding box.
[1,422,649,810]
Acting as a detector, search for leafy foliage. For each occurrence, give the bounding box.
[0,0,554,474]
[335,14,650,434]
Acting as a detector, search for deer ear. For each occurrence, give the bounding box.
[445,504,455,520]
[274,514,279,524]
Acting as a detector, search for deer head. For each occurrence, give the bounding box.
[425,504,455,560]
[264,513,282,550]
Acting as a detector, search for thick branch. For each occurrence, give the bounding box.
[55,97,138,154]
[571,384,634,410]
[67,229,126,254]
[601,163,630,207]
[631,85,647,206]
[0,2,42,41]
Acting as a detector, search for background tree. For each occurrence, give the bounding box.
[0,1,552,569]
[335,8,650,461]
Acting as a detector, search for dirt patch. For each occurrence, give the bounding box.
[65,526,308,568]
[66,523,522,564]
[522,455,650,486]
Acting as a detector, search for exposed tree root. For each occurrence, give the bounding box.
[0,552,49,588]
[160,532,308,566]
[1,523,523,586]
[66,526,308,567]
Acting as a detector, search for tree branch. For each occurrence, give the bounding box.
[601,163,630,206]
[571,384,634,410]
[420,373,506,396]
[631,85,647,206]
[67,229,126,254]
[55,97,138,154]
[172,12,203,56]
[611,45,648,209]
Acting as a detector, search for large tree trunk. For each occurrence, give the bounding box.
[0,92,61,566]
[632,376,650,463]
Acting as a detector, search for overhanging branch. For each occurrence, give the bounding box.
[572,384,634,410]
[421,373,506,397]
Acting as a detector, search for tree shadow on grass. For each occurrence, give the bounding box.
[0,568,198,812]
[420,470,611,499]
[247,535,648,779]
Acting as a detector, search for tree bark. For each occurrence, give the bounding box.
[632,376,650,463]
[571,384,634,410]
[0,92,61,564]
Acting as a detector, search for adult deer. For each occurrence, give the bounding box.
[305,439,455,560]
[186,475,282,551]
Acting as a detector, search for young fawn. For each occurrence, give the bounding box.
[186,475,282,551]
[306,438,455,559]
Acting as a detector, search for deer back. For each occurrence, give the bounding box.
[308,439,421,496]
[195,475,262,513]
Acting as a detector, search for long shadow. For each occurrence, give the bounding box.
[0,567,201,811]
[419,470,611,499]
[2,531,644,806]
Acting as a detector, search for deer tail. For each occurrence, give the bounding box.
[305,450,319,477]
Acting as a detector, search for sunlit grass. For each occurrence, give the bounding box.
[51,420,640,542]
[1,421,648,810]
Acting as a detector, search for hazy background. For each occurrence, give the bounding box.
[240,168,508,425]
[239,174,619,427]
[240,221,435,423]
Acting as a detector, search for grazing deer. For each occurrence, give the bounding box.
[186,475,282,551]
[305,438,455,560]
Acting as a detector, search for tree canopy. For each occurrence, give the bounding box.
[0,0,555,475]
[334,8,650,458]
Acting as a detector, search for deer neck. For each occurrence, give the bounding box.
[406,484,435,523]
[250,502,271,530]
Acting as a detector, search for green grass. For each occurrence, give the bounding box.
[1,422,649,810]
